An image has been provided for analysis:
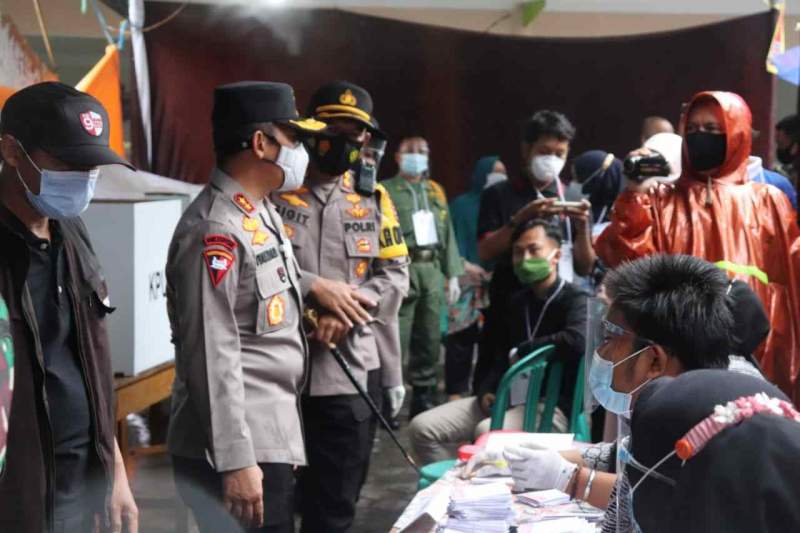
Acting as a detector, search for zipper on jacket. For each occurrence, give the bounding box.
[20,285,57,533]
[67,281,111,512]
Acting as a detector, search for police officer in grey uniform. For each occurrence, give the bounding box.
[166,82,327,533]
[272,80,409,533]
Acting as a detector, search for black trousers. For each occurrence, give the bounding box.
[172,456,295,533]
[299,370,381,533]
[445,322,480,395]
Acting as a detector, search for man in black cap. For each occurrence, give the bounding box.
[167,81,336,533]
[0,82,138,532]
[272,80,409,533]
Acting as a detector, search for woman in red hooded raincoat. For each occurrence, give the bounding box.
[596,91,800,402]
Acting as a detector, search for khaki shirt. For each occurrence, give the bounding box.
[381,175,464,279]
[167,169,307,471]
[272,173,409,396]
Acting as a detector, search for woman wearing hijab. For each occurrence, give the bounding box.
[628,369,800,533]
[444,157,506,398]
[571,150,624,228]
[597,91,800,403]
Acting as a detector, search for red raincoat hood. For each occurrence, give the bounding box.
[679,91,753,185]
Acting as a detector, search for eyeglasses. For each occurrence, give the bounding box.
[600,319,655,347]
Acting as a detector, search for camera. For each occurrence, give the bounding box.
[355,136,387,196]
[623,153,671,182]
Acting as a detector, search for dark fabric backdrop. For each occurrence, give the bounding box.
[134,4,776,194]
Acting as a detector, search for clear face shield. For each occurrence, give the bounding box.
[584,296,609,414]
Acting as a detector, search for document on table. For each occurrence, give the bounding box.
[517,517,596,532]
[392,483,451,533]
[483,432,574,454]
[445,482,515,533]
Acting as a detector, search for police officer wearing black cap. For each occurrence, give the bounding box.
[0,82,138,532]
[166,81,328,533]
[272,80,409,533]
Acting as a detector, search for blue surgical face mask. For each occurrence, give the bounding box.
[15,144,98,219]
[400,153,429,176]
[589,347,652,415]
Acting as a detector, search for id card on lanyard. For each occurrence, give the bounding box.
[509,280,566,406]
[538,180,574,283]
[409,181,439,246]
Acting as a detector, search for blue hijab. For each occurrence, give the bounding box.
[450,156,499,265]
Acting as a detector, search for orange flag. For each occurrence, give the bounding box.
[76,44,124,157]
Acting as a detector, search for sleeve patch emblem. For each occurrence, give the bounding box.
[204,234,238,250]
[203,249,235,287]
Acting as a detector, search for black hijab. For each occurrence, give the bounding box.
[572,150,624,224]
[628,369,799,533]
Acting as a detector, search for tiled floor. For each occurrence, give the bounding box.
[132,412,419,532]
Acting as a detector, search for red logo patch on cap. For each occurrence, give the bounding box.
[79,111,104,137]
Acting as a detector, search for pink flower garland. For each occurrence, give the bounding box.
[675,393,800,461]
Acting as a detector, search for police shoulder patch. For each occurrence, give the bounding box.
[233,193,256,214]
[203,248,235,287]
[204,234,238,251]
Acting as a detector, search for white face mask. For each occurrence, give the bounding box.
[529,154,565,185]
[274,142,310,192]
[483,172,507,190]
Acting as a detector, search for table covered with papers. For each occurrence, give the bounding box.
[391,433,604,533]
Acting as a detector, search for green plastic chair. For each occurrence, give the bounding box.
[491,344,591,441]
[416,345,591,489]
[490,344,557,432]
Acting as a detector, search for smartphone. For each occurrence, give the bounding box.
[552,201,584,209]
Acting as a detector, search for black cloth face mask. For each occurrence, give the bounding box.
[305,134,362,177]
[685,132,727,172]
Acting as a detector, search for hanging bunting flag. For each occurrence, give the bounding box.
[76,44,125,157]
[766,0,786,74]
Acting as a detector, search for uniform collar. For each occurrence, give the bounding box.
[210,167,261,216]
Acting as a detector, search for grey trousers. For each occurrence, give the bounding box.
[408,396,568,464]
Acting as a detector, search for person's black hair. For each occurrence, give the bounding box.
[511,218,563,247]
[215,121,277,164]
[776,114,800,144]
[604,254,733,370]
[521,110,576,145]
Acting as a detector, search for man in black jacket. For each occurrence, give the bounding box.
[0,83,138,533]
[409,219,586,464]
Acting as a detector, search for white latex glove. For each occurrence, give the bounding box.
[447,276,461,305]
[503,444,577,492]
[463,449,510,479]
[385,385,406,418]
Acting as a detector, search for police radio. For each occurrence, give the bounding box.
[355,136,387,197]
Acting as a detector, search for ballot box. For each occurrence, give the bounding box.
[82,196,184,375]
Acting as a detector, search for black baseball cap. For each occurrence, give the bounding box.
[212,81,326,151]
[307,80,385,136]
[0,82,133,169]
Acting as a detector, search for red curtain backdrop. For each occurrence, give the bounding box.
[135,4,775,194]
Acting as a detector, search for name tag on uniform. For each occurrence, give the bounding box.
[256,248,279,266]
[412,210,439,247]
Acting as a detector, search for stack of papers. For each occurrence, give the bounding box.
[444,482,515,533]
[517,489,571,507]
